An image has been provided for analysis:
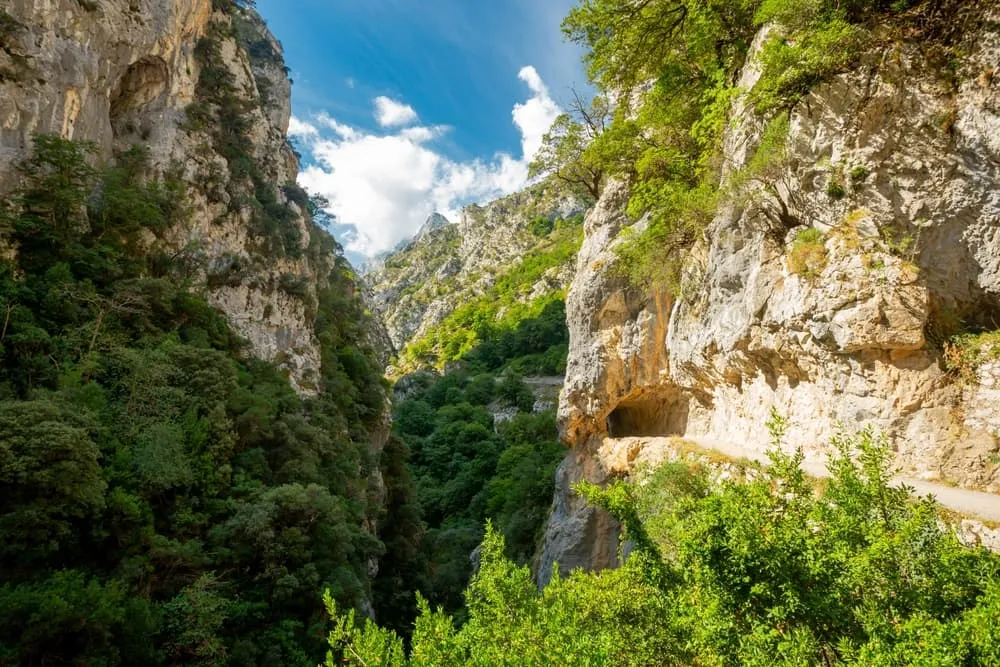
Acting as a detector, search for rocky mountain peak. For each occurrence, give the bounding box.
[367,181,587,355]
[417,211,451,239]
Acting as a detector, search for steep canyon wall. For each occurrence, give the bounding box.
[541,6,1000,581]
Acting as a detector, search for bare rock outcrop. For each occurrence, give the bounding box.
[0,0,340,395]
[540,7,1000,581]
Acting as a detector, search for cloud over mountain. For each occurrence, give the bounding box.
[289,66,561,257]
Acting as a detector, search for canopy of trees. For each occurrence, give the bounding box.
[384,303,571,635]
[328,428,1000,666]
[0,136,387,666]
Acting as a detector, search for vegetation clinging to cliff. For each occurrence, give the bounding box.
[397,216,582,373]
[0,136,386,666]
[186,16,302,259]
[546,0,957,290]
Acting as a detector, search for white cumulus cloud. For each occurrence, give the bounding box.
[287,116,319,138]
[399,125,450,144]
[513,66,562,161]
[373,96,419,127]
[292,66,562,258]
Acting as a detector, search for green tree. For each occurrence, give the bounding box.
[529,92,612,200]
[0,571,129,666]
[0,400,105,568]
[329,429,1000,666]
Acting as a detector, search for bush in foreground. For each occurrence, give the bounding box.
[326,429,1000,666]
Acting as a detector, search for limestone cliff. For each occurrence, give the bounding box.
[366,183,586,357]
[541,4,1000,581]
[0,0,353,395]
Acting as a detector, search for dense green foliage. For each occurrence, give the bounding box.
[377,208,583,629]
[388,357,566,626]
[329,429,1000,665]
[544,0,956,290]
[0,136,387,666]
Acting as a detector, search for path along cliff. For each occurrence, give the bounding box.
[539,3,1000,582]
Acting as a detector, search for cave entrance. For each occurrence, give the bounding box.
[606,391,689,438]
[110,56,169,140]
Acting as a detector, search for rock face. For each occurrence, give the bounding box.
[0,0,336,395]
[541,7,1000,580]
[366,184,585,353]
[0,0,211,176]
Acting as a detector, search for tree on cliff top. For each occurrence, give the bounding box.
[529,92,612,201]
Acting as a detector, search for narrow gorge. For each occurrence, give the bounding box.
[2,0,1000,665]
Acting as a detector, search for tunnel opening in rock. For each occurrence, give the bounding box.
[606,391,690,438]
[110,56,169,140]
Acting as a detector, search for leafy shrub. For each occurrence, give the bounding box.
[278,272,310,299]
[499,373,535,411]
[787,227,828,278]
[850,164,870,183]
[943,329,1000,383]
[827,180,847,199]
[328,428,1000,666]
[745,112,791,181]
[878,223,917,262]
[614,182,717,293]
[282,181,310,208]
[752,19,864,113]
[529,214,555,237]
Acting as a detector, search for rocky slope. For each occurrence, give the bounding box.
[0,0,395,581]
[0,2,400,659]
[541,5,1000,580]
[0,0,383,394]
[366,183,586,357]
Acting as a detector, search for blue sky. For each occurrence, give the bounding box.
[255,0,589,260]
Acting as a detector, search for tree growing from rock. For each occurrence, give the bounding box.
[529,91,611,201]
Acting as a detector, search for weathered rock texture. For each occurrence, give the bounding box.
[366,184,585,353]
[541,7,1000,580]
[0,0,340,395]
